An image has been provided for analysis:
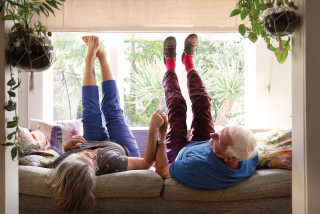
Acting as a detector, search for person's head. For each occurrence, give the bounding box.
[209,125,257,162]
[46,153,97,213]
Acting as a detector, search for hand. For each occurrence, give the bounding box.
[150,110,164,129]
[64,135,87,151]
[157,110,168,140]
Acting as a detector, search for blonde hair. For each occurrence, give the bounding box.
[45,154,96,213]
[225,125,257,160]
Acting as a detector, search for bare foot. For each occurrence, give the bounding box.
[82,36,100,62]
[96,45,106,60]
[82,36,106,59]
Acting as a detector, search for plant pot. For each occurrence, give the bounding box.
[7,32,55,72]
[264,6,298,37]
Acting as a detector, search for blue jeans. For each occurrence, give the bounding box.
[82,80,141,157]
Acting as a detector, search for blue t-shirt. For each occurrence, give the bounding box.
[169,140,258,190]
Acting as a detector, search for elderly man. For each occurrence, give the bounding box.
[154,34,258,190]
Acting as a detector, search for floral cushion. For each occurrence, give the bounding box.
[19,150,59,167]
[18,126,51,152]
[255,128,292,169]
[18,127,59,167]
[29,118,83,155]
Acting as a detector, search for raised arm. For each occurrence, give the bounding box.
[127,110,164,170]
[155,111,171,178]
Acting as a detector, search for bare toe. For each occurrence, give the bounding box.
[82,36,89,45]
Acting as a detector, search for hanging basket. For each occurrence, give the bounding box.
[7,31,55,72]
[7,31,55,91]
[263,6,298,52]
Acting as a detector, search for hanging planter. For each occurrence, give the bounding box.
[8,31,54,72]
[7,31,55,90]
[230,0,299,64]
[263,6,298,53]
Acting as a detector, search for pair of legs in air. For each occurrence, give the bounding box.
[81,36,140,157]
[81,36,161,170]
[161,34,215,163]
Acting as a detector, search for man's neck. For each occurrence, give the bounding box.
[224,160,240,170]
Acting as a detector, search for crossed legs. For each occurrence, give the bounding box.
[163,35,215,163]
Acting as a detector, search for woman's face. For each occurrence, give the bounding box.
[77,150,99,171]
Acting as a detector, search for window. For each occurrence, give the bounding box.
[49,33,249,128]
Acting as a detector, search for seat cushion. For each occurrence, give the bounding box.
[19,166,163,198]
[162,169,291,201]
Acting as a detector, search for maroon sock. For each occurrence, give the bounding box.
[165,58,176,70]
[183,54,194,72]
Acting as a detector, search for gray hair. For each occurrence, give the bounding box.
[225,125,257,160]
[45,154,96,213]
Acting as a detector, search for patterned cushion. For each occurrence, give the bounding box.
[255,128,292,169]
[18,127,59,167]
[19,150,59,167]
[29,118,83,155]
[18,126,51,152]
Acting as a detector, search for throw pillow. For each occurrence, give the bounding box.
[19,149,59,167]
[18,126,51,153]
[255,128,292,169]
[29,118,83,155]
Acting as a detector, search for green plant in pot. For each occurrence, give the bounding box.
[0,0,65,159]
[3,0,65,87]
[230,0,298,63]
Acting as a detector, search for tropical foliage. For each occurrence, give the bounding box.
[195,39,245,126]
[124,35,245,126]
[51,33,245,128]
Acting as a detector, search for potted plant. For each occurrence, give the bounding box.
[230,0,298,63]
[0,0,65,159]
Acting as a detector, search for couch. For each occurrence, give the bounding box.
[19,129,292,214]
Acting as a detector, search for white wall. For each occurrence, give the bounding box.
[245,39,292,129]
[0,11,19,214]
[292,0,320,213]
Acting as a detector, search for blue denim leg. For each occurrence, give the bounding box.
[82,86,109,141]
[101,80,141,157]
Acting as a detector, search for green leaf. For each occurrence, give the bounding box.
[4,105,15,111]
[230,9,241,17]
[238,24,246,36]
[42,3,55,15]
[8,91,16,97]
[257,3,268,11]
[46,0,59,10]
[11,147,18,160]
[39,5,49,17]
[275,50,289,64]
[7,121,18,128]
[248,32,258,43]
[249,9,260,19]
[7,132,16,140]
[3,15,14,20]
[12,79,21,90]
[13,116,19,122]
[240,10,248,20]
[7,78,16,86]
[267,44,277,51]
[4,100,16,111]
[0,142,14,146]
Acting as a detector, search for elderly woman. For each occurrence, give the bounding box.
[46,36,164,213]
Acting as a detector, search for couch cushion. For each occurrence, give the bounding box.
[19,166,163,198]
[162,169,291,201]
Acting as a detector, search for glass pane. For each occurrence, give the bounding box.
[51,33,246,127]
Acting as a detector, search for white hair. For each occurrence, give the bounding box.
[225,125,257,160]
